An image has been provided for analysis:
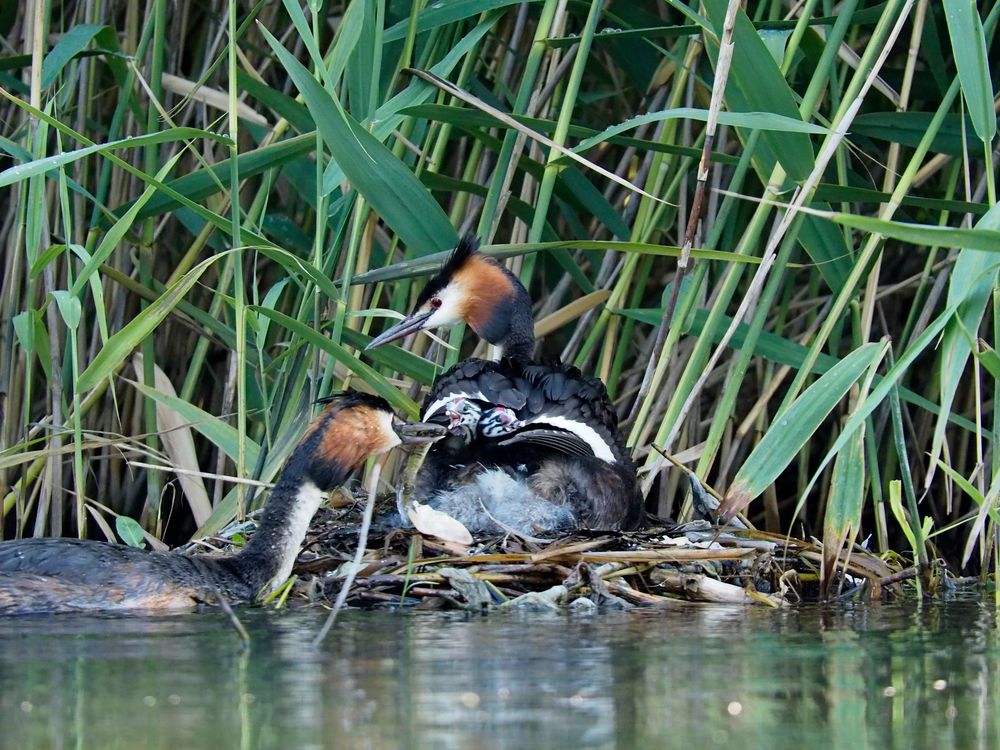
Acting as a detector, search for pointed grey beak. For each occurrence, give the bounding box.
[365,311,434,351]
[394,421,447,445]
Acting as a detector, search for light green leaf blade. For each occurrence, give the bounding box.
[820,352,882,590]
[721,342,884,518]
[382,0,522,41]
[279,0,329,88]
[822,211,1000,253]
[824,425,866,544]
[50,290,81,330]
[974,339,1000,381]
[41,24,108,87]
[259,25,457,255]
[888,481,919,555]
[327,0,365,85]
[702,0,815,181]
[942,0,997,142]
[0,128,228,189]
[12,311,36,354]
[928,202,1000,485]
[252,306,419,417]
[570,108,829,158]
[127,379,261,468]
[77,251,231,393]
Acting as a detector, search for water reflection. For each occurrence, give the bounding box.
[0,599,996,749]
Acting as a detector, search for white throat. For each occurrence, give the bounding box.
[260,480,326,597]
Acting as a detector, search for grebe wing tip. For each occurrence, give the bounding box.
[497,428,596,458]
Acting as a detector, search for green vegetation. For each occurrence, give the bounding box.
[0,0,996,593]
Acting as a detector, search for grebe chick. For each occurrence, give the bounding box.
[366,236,643,534]
[0,392,444,615]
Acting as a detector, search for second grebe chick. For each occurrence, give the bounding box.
[0,392,444,615]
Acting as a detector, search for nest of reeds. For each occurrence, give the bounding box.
[264,501,915,611]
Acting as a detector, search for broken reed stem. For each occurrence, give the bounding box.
[215,586,251,646]
[628,0,740,425]
[311,458,383,648]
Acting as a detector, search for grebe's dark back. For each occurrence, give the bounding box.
[0,392,443,615]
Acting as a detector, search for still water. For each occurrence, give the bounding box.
[0,598,997,749]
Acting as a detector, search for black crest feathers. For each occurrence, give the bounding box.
[415,233,482,308]
[314,390,392,413]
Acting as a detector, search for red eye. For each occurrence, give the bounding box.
[430,297,442,309]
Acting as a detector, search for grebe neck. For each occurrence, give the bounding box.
[233,434,344,598]
[485,271,535,363]
[497,325,534,363]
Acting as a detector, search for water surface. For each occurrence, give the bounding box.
[1,598,997,749]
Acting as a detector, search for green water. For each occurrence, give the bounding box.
[0,598,997,749]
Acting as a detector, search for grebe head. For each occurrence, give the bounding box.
[479,406,522,438]
[304,392,445,489]
[365,235,535,362]
[443,396,483,432]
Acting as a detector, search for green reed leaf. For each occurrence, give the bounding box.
[942,0,997,142]
[722,342,884,518]
[260,25,456,255]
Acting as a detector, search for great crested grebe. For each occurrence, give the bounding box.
[366,236,643,535]
[0,392,444,615]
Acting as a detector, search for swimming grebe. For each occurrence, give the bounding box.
[366,236,643,534]
[0,392,444,615]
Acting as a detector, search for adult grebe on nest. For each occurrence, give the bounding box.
[0,392,443,615]
[366,236,643,535]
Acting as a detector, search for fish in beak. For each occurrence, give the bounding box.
[365,310,435,350]
[394,420,447,445]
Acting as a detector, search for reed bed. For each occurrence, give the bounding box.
[1,0,997,604]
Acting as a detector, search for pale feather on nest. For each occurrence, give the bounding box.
[427,469,578,536]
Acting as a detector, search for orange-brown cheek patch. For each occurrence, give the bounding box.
[314,407,391,469]
[316,419,369,471]
[454,257,513,334]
